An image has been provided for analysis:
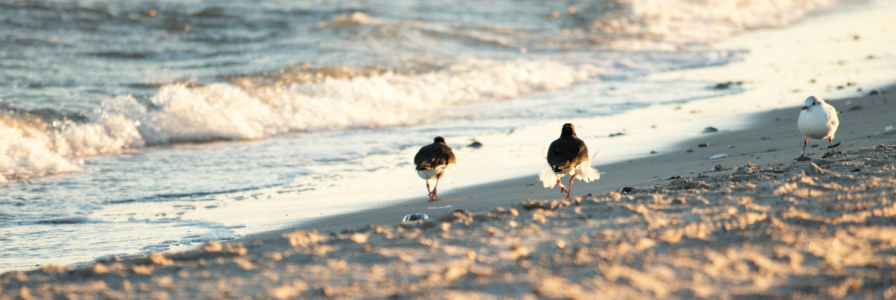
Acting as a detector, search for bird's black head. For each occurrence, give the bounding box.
[560,123,576,137]
[434,136,446,144]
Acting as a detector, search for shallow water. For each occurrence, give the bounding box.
[0,0,850,272]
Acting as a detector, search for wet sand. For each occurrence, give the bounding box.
[2,88,895,298]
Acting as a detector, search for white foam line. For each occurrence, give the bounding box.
[1,54,735,182]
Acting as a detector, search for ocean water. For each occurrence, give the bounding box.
[0,0,846,272]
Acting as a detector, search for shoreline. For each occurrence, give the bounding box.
[227,0,896,243]
[236,86,895,242]
[2,86,895,298]
[5,0,887,274]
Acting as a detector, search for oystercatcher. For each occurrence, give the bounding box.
[539,123,599,198]
[414,136,456,201]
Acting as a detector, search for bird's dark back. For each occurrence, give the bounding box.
[547,136,588,171]
[414,142,456,171]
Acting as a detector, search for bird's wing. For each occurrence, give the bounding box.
[546,139,565,166]
[415,143,455,170]
[443,145,456,165]
[414,144,438,170]
[413,146,428,167]
[538,163,558,188]
[572,138,589,166]
[825,104,840,127]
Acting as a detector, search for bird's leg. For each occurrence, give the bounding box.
[565,177,574,198]
[429,174,442,202]
[796,137,811,161]
[426,179,434,201]
[802,137,808,156]
[822,138,839,158]
[556,178,567,194]
[829,138,836,154]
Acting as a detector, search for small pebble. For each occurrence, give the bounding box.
[712,82,732,90]
[402,213,429,222]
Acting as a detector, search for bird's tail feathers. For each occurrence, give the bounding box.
[538,164,558,188]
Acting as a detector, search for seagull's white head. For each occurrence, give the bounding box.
[802,96,824,111]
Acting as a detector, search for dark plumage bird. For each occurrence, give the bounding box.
[539,123,599,198]
[414,136,456,202]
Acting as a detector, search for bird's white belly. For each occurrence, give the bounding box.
[798,110,837,140]
[417,163,454,180]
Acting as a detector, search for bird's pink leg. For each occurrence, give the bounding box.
[829,138,836,154]
[429,174,442,202]
[796,137,811,161]
[566,177,574,198]
[822,138,839,158]
[556,178,567,194]
[426,179,434,201]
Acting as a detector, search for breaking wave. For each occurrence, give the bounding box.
[1,58,587,181]
[1,52,745,182]
[591,0,841,49]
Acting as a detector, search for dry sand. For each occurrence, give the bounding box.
[2,89,896,299]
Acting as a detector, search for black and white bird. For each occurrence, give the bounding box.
[796,96,839,161]
[414,136,456,202]
[539,123,599,198]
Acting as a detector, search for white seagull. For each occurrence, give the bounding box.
[414,136,456,202]
[796,96,840,161]
[539,123,600,198]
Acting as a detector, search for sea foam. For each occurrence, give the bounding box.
[0,58,587,181]
[483,0,842,51]
[628,0,839,45]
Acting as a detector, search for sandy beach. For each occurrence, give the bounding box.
[5,0,895,274]
[2,85,895,298]
[4,0,896,297]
